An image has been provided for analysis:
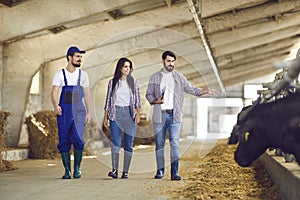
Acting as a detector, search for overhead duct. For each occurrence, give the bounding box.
[186,0,225,92]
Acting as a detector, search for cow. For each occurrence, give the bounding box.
[233,91,300,167]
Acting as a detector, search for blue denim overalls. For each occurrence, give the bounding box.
[57,69,86,153]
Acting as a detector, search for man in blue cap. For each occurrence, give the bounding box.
[51,46,91,179]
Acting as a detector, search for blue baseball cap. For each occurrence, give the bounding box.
[66,46,86,56]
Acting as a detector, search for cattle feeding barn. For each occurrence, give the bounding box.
[1,0,300,199]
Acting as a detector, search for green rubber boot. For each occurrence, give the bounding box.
[60,152,71,179]
[73,149,83,179]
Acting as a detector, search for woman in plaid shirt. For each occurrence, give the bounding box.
[103,57,141,179]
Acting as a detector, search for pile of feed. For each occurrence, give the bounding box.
[25,111,59,159]
[172,142,281,200]
[0,111,16,172]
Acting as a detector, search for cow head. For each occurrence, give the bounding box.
[234,127,268,167]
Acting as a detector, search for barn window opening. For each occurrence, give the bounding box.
[30,71,40,95]
[243,84,264,99]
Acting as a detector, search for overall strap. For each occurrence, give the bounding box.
[77,69,81,86]
[62,69,68,86]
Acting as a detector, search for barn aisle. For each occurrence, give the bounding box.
[0,139,281,200]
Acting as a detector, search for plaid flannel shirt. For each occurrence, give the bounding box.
[145,69,202,123]
[104,78,141,122]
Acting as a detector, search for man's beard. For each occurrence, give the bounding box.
[164,65,174,72]
[72,61,81,68]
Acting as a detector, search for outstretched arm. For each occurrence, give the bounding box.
[182,74,217,96]
[199,88,217,96]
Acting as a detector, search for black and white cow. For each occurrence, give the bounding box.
[233,92,300,167]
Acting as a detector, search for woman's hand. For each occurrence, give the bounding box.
[136,113,141,124]
[103,116,108,130]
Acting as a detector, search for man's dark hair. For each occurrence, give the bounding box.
[66,54,73,61]
[162,50,176,60]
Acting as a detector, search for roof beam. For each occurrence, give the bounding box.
[0,0,145,43]
[203,0,300,34]
[216,37,299,66]
[223,67,276,87]
[208,12,300,48]
[213,26,300,56]
[199,0,260,18]
[186,64,276,88]
[220,55,287,78]
[189,63,277,87]
[4,1,192,64]
[220,48,291,70]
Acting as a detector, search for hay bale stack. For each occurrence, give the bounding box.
[26,111,95,158]
[0,111,15,172]
[25,111,59,159]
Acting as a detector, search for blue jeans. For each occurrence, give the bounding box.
[110,106,136,156]
[153,112,181,171]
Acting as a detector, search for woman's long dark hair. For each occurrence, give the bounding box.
[112,57,134,94]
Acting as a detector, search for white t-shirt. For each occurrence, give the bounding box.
[160,71,174,110]
[115,79,130,107]
[52,68,89,88]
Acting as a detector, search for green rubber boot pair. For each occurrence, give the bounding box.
[60,150,83,179]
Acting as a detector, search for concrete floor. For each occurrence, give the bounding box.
[0,138,217,200]
[1,158,168,200]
